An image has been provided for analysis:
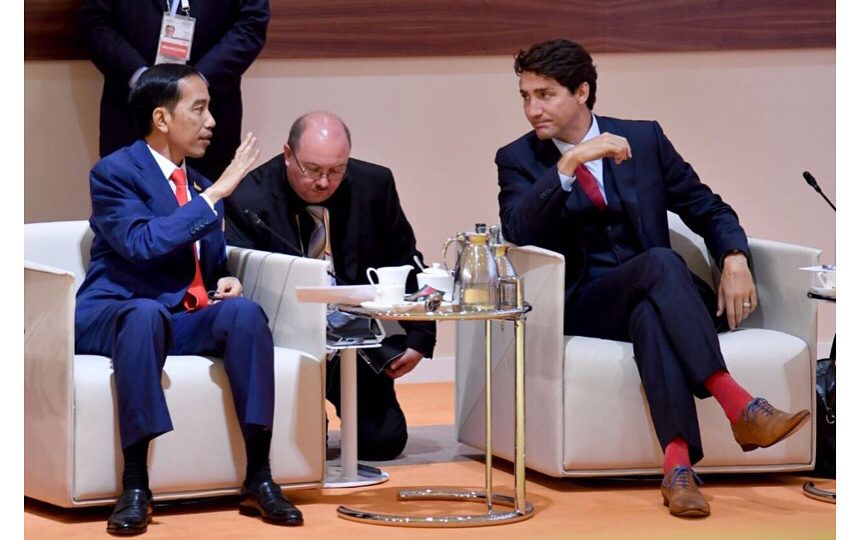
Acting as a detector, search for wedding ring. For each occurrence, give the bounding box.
[742,301,752,308]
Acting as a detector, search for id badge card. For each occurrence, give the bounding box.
[156,12,195,65]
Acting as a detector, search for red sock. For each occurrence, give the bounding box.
[704,369,753,422]
[663,436,691,474]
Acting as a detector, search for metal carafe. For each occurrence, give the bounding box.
[489,226,518,308]
[442,231,498,311]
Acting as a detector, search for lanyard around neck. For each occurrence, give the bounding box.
[167,0,190,16]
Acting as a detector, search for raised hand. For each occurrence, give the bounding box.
[204,132,260,202]
[557,132,632,176]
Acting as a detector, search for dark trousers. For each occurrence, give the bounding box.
[325,350,408,461]
[564,247,727,464]
[75,297,275,449]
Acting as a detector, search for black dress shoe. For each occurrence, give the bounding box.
[239,480,303,525]
[107,488,153,535]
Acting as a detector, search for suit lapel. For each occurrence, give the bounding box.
[129,140,180,216]
[534,135,562,168]
[598,117,647,246]
[336,169,360,282]
[536,136,602,216]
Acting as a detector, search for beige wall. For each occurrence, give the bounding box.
[24,49,836,381]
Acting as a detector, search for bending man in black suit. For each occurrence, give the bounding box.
[225,111,436,461]
[79,0,269,182]
[496,39,810,517]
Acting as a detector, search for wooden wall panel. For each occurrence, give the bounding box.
[25,0,835,61]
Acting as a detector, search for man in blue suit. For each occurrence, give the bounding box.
[75,63,302,534]
[496,39,810,518]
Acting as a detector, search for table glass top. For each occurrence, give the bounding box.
[335,303,531,321]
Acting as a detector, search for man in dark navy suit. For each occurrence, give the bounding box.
[79,0,269,182]
[496,39,810,518]
[75,64,301,534]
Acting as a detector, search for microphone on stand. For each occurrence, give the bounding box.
[243,209,343,284]
[803,171,836,211]
[243,209,304,256]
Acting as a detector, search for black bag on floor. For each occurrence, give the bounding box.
[813,340,836,478]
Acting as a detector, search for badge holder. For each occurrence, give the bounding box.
[156,1,195,65]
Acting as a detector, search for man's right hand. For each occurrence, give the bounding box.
[557,132,632,176]
[203,132,260,203]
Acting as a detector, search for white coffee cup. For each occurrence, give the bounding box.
[374,284,404,306]
[416,263,455,302]
[816,271,836,290]
[366,265,411,305]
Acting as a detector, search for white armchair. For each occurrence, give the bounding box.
[24,220,329,507]
[456,213,820,476]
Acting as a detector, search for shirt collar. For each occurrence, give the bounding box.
[147,144,186,181]
[552,113,600,155]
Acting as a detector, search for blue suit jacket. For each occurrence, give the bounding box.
[496,116,750,294]
[76,140,228,322]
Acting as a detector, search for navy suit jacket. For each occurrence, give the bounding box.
[496,115,750,296]
[76,140,229,324]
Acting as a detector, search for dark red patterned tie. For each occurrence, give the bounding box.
[574,164,606,210]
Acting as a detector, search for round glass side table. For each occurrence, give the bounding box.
[333,300,535,527]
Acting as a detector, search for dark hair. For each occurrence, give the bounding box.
[287,111,352,152]
[128,63,202,137]
[514,39,598,109]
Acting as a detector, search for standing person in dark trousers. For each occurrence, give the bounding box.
[495,38,810,518]
[225,111,436,461]
[79,0,269,182]
[75,64,302,535]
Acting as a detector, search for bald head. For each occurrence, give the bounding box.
[283,112,352,203]
[286,111,352,154]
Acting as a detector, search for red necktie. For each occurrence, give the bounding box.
[574,164,606,210]
[170,168,209,311]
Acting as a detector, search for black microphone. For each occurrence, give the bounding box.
[243,209,343,284]
[802,171,836,211]
[243,209,304,256]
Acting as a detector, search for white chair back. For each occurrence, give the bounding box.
[24,220,93,290]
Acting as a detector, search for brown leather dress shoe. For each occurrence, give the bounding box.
[731,397,811,452]
[661,467,710,517]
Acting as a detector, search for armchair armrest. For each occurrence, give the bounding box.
[456,244,568,472]
[24,260,76,505]
[227,247,329,360]
[742,237,821,358]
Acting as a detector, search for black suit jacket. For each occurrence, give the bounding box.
[79,0,269,180]
[496,116,750,299]
[224,154,436,358]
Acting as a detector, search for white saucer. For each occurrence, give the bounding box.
[810,286,836,298]
[360,301,420,312]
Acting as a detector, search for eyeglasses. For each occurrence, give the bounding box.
[288,145,347,182]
